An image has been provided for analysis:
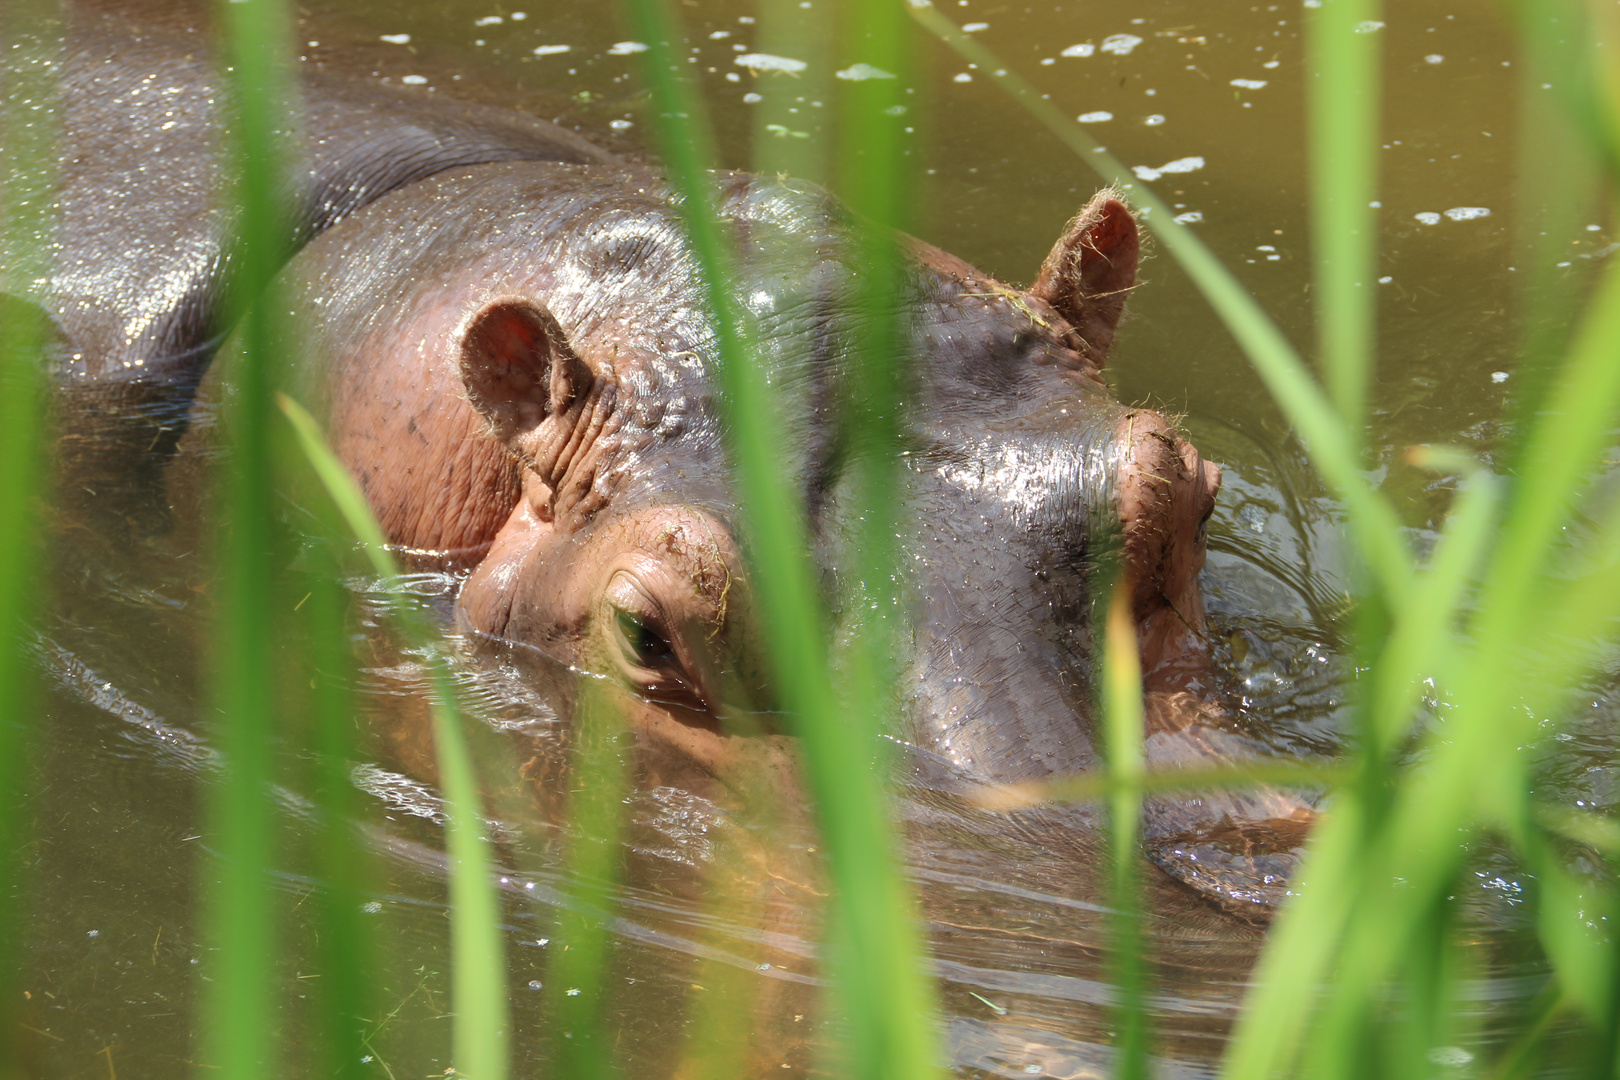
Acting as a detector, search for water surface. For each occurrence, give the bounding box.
[21,1,1614,1077]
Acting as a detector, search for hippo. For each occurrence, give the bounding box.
[28,5,1313,913]
[21,3,611,532]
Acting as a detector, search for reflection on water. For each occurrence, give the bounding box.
[24,0,1614,1077]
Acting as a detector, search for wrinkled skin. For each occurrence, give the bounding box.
[35,6,1315,915]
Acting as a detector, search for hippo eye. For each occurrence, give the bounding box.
[615,607,675,668]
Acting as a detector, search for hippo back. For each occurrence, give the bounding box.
[24,4,617,530]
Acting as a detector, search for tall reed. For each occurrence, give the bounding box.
[0,5,58,1076]
[214,1,507,1076]
[618,0,940,1075]
[5,0,1614,1076]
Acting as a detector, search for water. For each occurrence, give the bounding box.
[22,0,1615,1076]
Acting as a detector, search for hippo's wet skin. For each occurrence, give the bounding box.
[33,6,1315,915]
[205,163,1314,914]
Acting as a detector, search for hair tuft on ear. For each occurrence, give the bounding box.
[1027,188,1140,367]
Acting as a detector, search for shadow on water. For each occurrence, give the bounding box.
[19,0,1614,1077]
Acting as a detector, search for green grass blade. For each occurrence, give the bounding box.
[1102,586,1147,1080]
[1475,254,1620,638]
[209,1,299,1074]
[968,761,1347,811]
[280,394,509,1080]
[618,2,940,1076]
[545,677,631,1080]
[302,572,377,1080]
[1367,464,1499,755]
[428,662,510,1080]
[1218,795,1365,1080]
[1503,0,1604,468]
[1305,0,1382,442]
[906,2,1413,610]
[0,6,58,1075]
[750,0,833,182]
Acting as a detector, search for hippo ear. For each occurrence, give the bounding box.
[1028,188,1139,367]
[458,297,592,450]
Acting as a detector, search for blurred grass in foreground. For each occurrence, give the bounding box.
[914,0,1620,1075]
[0,5,58,1078]
[2,0,1617,1077]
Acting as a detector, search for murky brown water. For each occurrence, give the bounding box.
[21,0,1617,1077]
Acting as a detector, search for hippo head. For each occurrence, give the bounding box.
[278,163,1312,913]
[450,293,779,774]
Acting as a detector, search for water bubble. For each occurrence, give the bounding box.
[1076,111,1113,123]
[401,75,426,85]
[962,22,989,31]
[1100,34,1143,55]
[1143,114,1166,126]
[607,42,649,55]
[1231,78,1268,89]
[380,34,410,44]
[609,119,633,131]
[1173,211,1203,224]
[1444,206,1490,221]
[533,45,570,56]
[1061,43,1095,57]
[953,72,973,82]
[1491,371,1509,383]
[1425,54,1444,64]
[528,980,543,990]
[1414,212,1442,225]
[1354,20,1385,32]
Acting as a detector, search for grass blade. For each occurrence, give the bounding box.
[618,1,939,1075]
[545,676,632,1080]
[208,0,300,1074]
[0,5,58,1075]
[1367,462,1499,755]
[302,572,377,1080]
[1103,584,1147,1080]
[1305,0,1382,440]
[280,393,509,1080]
[905,1,1413,611]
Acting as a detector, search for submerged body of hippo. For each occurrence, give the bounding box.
[29,5,1313,914]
